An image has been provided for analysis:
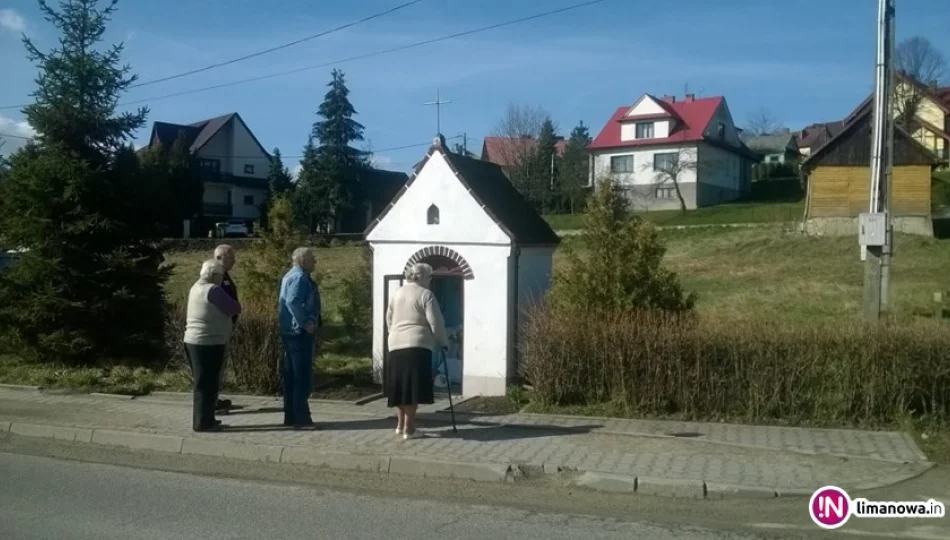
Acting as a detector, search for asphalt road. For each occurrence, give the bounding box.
[2,434,948,540]
[0,452,765,540]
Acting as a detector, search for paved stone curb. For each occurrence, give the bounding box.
[576,472,766,499]
[2,421,522,485]
[89,393,136,400]
[0,383,40,392]
[3,420,931,499]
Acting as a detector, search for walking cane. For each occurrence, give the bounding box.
[439,348,458,433]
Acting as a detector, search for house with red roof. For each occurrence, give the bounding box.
[589,93,757,210]
[481,136,568,168]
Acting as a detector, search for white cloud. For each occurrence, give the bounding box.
[290,163,303,181]
[0,114,35,157]
[0,8,26,35]
[370,155,395,169]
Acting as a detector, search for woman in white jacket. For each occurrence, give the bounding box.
[183,259,242,432]
[385,263,449,440]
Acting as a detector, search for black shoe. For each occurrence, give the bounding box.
[215,399,232,410]
[292,422,320,431]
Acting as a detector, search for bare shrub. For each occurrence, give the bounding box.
[521,304,950,427]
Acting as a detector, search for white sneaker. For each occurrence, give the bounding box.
[403,430,423,440]
[395,428,403,435]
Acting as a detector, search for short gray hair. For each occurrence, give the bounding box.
[214,244,235,258]
[199,259,225,281]
[291,247,315,265]
[404,262,433,283]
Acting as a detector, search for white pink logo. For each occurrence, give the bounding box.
[809,486,852,529]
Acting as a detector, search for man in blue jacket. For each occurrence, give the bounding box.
[279,247,321,429]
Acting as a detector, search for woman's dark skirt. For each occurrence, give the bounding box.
[386,347,434,407]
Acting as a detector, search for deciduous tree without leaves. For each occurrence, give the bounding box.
[896,36,948,128]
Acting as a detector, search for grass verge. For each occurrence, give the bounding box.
[544,201,804,230]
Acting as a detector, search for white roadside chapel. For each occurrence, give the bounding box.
[365,136,561,397]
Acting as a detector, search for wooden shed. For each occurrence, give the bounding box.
[801,105,938,236]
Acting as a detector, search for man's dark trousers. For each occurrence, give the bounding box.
[184,343,225,431]
[282,333,315,426]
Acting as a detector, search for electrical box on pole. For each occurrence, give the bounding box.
[859,212,887,247]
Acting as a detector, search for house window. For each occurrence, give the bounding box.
[717,122,726,140]
[427,204,440,225]
[244,195,254,206]
[635,122,654,139]
[244,164,255,174]
[655,187,676,199]
[653,152,678,172]
[610,155,634,174]
[199,159,220,176]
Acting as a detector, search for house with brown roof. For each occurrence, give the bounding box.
[481,136,568,169]
[146,113,272,225]
[801,104,938,237]
[588,93,757,210]
[796,121,846,157]
[147,113,409,235]
[799,74,950,165]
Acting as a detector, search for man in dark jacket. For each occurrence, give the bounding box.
[214,244,238,411]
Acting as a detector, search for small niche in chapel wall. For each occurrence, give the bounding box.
[427,204,440,225]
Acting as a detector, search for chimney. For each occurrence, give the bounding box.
[661,95,676,103]
[684,93,695,103]
[432,134,446,149]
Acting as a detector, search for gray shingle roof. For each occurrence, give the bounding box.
[740,132,797,154]
[149,113,237,153]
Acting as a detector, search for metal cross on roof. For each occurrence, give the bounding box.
[424,89,451,136]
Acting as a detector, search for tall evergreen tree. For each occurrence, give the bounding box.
[259,147,294,231]
[138,132,203,236]
[0,0,168,365]
[294,69,369,232]
[294,136,329,231]
[559,121,592,214]
[535,118,559,212]
[267,147,294,195]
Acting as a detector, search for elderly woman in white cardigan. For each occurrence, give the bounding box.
[385,262,449,440]
[183,259,242,432]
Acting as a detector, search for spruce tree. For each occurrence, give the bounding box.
[259,147,294,231]
[535,119,559,212]
[559,121,593,214]
[551,178,695,315]
[267,148,294,195]
[0,0,168,365]
[138,133,203,236]
[295,69,369,232]
[294,136,328,231]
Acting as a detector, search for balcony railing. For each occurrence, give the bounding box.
[202,203,232,217]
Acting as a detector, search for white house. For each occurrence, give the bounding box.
[589,93,757,210]
[365,136,561,397]
[146,113,272,228]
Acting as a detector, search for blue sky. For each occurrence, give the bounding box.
[1,0,949,172]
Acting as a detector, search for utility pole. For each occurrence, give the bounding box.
[862,0,896,323]
[424,89,451,136]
